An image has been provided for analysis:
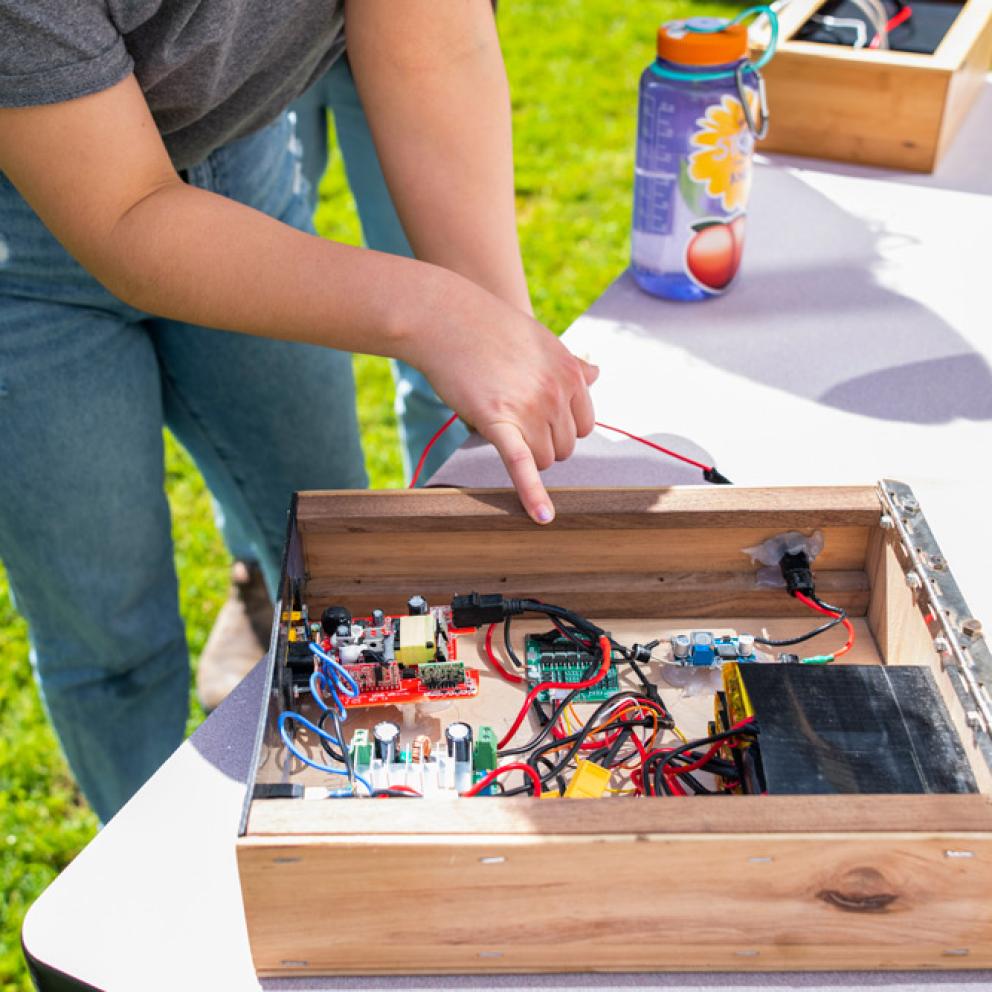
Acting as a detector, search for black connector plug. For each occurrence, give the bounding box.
[703,466,733,485]
[779,550,815,598]
[450,592,525,629]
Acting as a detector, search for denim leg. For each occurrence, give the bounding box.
[321,59,468,482]
[0,295,188,824]
[149,115,368,597]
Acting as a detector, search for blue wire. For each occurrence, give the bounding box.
[277,711,373,794]
[309,669,345,719]
[651,5,779,82]
[308,641,361,698]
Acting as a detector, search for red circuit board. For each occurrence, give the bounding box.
[341,668,481,709]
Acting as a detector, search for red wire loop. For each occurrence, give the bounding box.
[408,415,716,488]
[461,762,543,798]
[484,623,524,684]
[498,635,612,749]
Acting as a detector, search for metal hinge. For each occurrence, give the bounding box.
[879,480,992,767]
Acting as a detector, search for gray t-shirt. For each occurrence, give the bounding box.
[0,1,346,170]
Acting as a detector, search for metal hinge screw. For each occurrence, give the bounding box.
[902,497,920,513]
[961,618,983,639]
[879,514,894,530]
[906,571,922,590]
[933,636,950,655]
[966,710,982,731]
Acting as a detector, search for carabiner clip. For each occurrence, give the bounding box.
[736,65,770,140]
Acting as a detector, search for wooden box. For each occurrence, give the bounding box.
[755,0,992,171]
[237,482,992,976]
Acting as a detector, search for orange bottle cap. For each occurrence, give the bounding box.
[656,17,748,67]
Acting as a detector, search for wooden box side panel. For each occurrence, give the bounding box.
[759,49,950,171]
[238,832,992,975]
[297,486,881,619]
[936,0,992,162]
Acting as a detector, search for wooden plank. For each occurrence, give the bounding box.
[935,0,992,162]
[237,832,992,975]
[296,485,882,534]
[302,525,871,579]
[246,793,992,837]
[304,569,871,619]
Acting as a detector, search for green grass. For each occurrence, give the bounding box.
[0,3,735,987]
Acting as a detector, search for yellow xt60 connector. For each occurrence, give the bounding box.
[564,759,612,799]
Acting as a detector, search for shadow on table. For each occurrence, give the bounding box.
[580,165,992,426]
[260,969,992,990]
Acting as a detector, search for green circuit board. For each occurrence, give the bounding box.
[525,634,622,703]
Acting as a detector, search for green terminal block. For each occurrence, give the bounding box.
[473,726,498,773]
[350,728,372,770]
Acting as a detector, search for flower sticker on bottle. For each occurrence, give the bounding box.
[687,93,755,212]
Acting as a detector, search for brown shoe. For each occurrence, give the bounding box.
[196,560,274,712]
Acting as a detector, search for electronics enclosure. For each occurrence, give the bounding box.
[755,0,992,171]
[237,483,992,976]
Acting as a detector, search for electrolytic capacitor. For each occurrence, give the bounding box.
[321,605,352,636]
[671,634,691,660]
[373,721,401,763]
[738,633,755,658]
[445,722,473,763]
[371,609,386,627]
[407,594,429,616]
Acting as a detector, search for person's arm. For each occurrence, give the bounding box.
[0,76,595,524]
[345,0,530,314]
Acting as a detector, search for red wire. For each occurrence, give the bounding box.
[408,412,459,488]
[662,718,755,791]
[869,4,912,48]
[384,785,423,797]
[484,623,524,684]
[461,762,543,797]
[406,413,716,488]
[794,591,855,658]
[498,635,612,749]
[593,421,712,473]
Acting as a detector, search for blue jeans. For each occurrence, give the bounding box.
[290,58,468,483]
[0,115,367,822]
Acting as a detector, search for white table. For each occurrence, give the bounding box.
[22,79,992,992]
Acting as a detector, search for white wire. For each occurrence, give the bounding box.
[811,13,869,48]
[849,0,889,48]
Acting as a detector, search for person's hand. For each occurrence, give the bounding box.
[404,270,598,524]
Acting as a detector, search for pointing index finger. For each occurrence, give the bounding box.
[483,421,555,525]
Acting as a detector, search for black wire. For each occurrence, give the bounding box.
[503,616,525,670]
[535,755,566,796]
[515,599,672,722]
[500,693,657,795]
[317,709,346,763]
[753,615,843,647]
[753,596,847,647]
[646,725,758,797]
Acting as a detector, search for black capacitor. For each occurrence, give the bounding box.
[371,608,386,627]
[373,721,401,763]
[321,605,352,636]
[335,623,351,641]
[407,594,429,616]
[445,722,473,762]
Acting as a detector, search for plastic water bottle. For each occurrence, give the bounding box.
[631,12,771,301]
